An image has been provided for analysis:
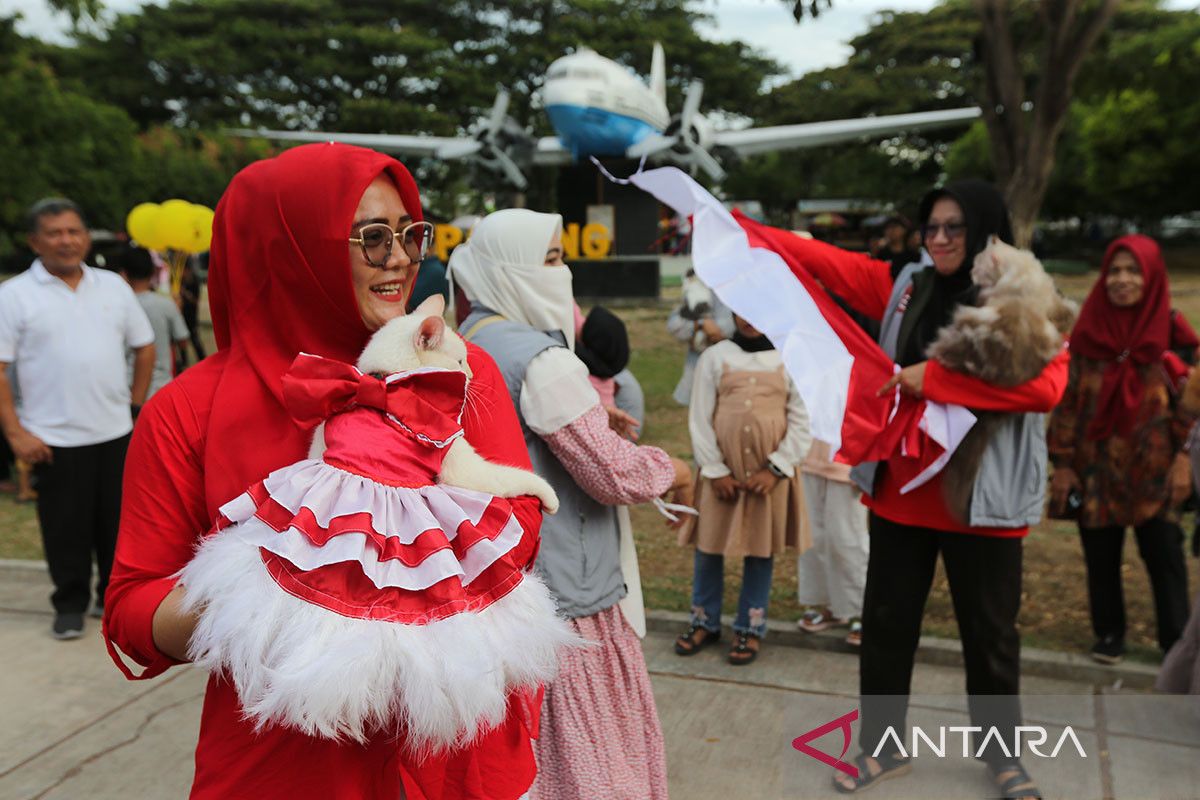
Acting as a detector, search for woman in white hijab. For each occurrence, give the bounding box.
[451,209,690,800]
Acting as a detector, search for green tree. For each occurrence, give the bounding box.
[0,15,276,262]
[763,1,1196,232]
[0,28,139,258]
[59,0,490,132]
[57,0,778,135]
[724,3,983,219]
[784,0,1126,245]
[1072,14,1200,223]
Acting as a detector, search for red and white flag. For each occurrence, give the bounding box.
[629,167,974,489]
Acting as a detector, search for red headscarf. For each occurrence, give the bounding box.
[1069,234,1171,440]
[203,143,422,512]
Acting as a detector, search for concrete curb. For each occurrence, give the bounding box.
[0,557,48,573]
[1,558,1159,689]
[644,608,1161,691]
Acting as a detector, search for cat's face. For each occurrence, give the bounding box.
[356,294,471,378]
[971,237,1042,289]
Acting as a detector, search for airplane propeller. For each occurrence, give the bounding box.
[437,89,533,189]
[626,80,725,181]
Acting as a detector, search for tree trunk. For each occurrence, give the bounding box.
[971,0,1117,247]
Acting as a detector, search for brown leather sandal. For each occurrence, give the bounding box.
[674,625,721,656]
[728,632,761,665]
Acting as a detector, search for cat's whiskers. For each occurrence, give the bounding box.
[461,380,496,424]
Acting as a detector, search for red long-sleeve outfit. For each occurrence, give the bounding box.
[787,237,1068,536]
[104,344,543,800]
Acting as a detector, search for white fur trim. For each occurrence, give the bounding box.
[180,533,581,750]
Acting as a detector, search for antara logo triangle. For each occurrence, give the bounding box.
[792,709,859,778]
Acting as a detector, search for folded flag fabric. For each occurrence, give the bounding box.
[627,166,974,491]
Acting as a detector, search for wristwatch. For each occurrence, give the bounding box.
[766,460,787,479]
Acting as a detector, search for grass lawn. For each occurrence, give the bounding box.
[3,259,1200,662]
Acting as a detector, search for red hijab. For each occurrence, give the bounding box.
[204,143,422,512]
[1069,234,1170,440]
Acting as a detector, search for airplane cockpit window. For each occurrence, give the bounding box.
[547,66,567,79]
[571,69,602,80]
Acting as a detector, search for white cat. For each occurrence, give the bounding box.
[180,294,577,754]
[310,295,559,513]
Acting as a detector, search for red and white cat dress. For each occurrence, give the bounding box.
[180,352,575,754]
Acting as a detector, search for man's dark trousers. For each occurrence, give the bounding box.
[34,433,130,614]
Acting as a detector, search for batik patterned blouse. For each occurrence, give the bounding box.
[1049,355,1195,528]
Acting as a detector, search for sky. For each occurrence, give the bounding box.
[7,0,944,79]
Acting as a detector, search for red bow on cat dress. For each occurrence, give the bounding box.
[281,352,468,447]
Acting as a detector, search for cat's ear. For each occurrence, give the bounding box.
[411,293,446,320]
[416,315,445,351]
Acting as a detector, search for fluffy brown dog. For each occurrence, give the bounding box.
[925,239,1077,522]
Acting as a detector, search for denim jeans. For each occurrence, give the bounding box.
[690,549,775,637]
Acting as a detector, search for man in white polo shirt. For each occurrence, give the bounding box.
[0,198,155,640]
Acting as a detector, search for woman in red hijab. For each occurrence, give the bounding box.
[1049,234,1195,666]
[104,143,545,799]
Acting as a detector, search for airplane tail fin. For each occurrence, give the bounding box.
[650,42,666,103]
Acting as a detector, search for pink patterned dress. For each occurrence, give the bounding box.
[529,404,673,800]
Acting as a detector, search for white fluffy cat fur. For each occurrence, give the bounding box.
[925,239,1077,522]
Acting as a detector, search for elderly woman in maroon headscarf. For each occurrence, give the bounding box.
[1049,234,1196,666]
[103,144,545,800]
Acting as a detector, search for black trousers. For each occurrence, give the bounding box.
[181,302,206,364]
[859,513,1023,767]
[1078,517,1189,652]
[33,434,130,614]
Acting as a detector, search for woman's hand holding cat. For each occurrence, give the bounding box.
[878,362,927,398]
[152,583,200,662]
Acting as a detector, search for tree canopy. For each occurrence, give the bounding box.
[1,0,1196,260]
[55,0,779,135]
[733,0,1198,231]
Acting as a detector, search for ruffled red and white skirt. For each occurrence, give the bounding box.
[179,458,577,754]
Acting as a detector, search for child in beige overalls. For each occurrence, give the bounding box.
[675,314,811,664]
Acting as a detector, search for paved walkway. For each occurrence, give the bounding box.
[2,562,1198,799]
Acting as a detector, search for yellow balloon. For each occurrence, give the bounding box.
[125,202,168,251]
[189,206,215,253]
[159,199,197,251]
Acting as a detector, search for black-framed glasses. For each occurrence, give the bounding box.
[921,222,967,242]
[348,221,435,267]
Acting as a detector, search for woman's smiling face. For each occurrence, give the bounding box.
[350,175,419,331]
[924,197,968,276]
[1105,249,1144,308]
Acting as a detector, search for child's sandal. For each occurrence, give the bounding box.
[727,632,761,665]
[831,752,912,794]
[674,625,721,656]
